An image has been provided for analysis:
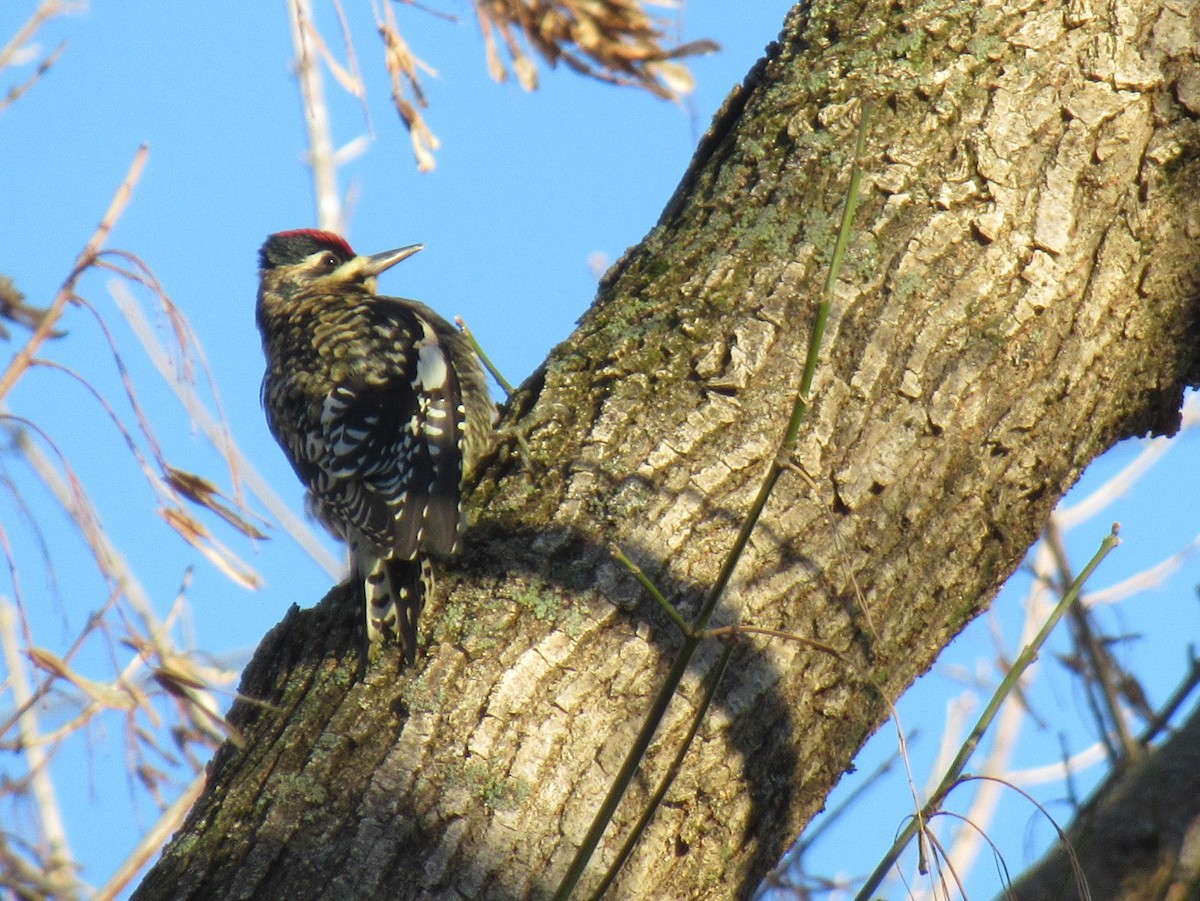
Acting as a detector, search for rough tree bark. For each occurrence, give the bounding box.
[134,0,1200,898]
[1011,693,1200,899]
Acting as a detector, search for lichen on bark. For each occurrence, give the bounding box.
[134,0,1200,897]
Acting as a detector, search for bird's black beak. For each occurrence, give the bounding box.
[363,244,424,277]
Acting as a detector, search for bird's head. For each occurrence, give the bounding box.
[257,229,423,309]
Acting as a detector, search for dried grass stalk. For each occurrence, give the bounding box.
[475,0,718,101]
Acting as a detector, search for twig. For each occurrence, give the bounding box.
[1046,521,1140,762]
[457,316,514,397]
[374,0,440,170]
[0,597,81,900]
[92,770,206,901]
[1137,647,1200,745]
[288,0,342,232]
[0,0,79,73]
[698,624,844,660]
[13,422,173,660]
[609,544,690,635]
[853,527,1120,901]
[0,144,148,404]
[0,39,65,114]
[965,775,1092,900]
[587,642,733,899]
[932,661,1028,885]
[109,280,341,577]
[931,540,1057,881]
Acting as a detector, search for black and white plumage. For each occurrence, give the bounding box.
[256,229,491,663]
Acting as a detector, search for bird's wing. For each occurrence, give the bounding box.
[306,310,466,559]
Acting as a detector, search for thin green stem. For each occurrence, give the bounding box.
[694,100,872,636]
[552,631,704,900]
[456,316,515,397]
[587,642,734,899]
[610,544,692,636]
[553,104,873,899]
[800,101,869,403]
[854,526,1120,901]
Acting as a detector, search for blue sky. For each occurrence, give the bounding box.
[3,3,1199,898]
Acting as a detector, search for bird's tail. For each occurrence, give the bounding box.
[362,554,432,664]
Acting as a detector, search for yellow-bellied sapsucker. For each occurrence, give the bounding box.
[256,229,492,663]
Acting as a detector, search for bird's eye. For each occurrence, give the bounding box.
[322,254,339,268]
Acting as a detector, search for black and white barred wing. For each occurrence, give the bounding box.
[307,319,467,560]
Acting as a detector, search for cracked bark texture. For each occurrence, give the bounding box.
[135,0,1200,898]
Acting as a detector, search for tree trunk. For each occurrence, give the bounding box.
[1009,693,1200,900]
[134,0,1200,897]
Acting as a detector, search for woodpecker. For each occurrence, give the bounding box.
[256,229,491,663]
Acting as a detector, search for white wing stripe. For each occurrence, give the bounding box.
[415,340,448,390]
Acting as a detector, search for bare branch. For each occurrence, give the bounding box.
[287,0,343,231]
[0,144,148,405]
[0,39,64,114]
[92,771,206,901]
[0,597,82,900]
[109,280,342,578]
[374,0,440,171]
[0,0,82,74]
